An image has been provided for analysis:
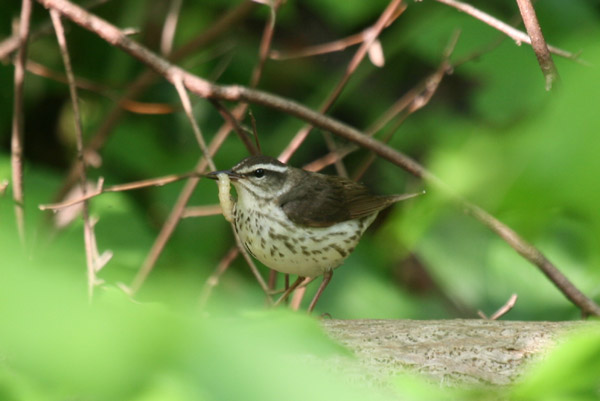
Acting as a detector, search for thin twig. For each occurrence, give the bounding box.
[173,75,217,171]
[169,1,256,62]
[268,270,278,291]
[478,293,518,320]
[300,25,522,174]
[129,128,231,294]
[209,99,259,155]
[24,60,177,114]
[11,0,33,246]
[466,205,600,317]
[160,0,182,57]
[198,246,240,309]
[279,0,406,175]
[249,0,282,87]
[50,9,99,300]
[515,0,559,90]
[248,110,262,154]
[290,280,312,311]
[0,180,9,196]
[0,0,110,61]
[181,204,223,218]
[231,226,272,300]
[39,172,198,210]
[269,6,404,60]
[490,294,518,320]
[352,30,460,181]
[434,0,579,61]
[38,0,600,317]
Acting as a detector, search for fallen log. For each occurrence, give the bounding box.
[322,319,591,386]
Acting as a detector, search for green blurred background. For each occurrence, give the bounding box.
[1,0,600,399]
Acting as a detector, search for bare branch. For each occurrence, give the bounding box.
[434,0,580,61]
[248,110,262,155]
[352,30,460,181]
[169,1,256,62]
[0,180,8,196]
[269,6,404,61]
[11,0,33,246]
[24,60,177,114]
[279,0,407,177]
[467,205,600,317]
[515,0,559,90]
[50,9,99,300]
[249,0,282,88]
[39,172,198,211]
[181,205,223,218]
[129,129,231,294]
[173,75,217,171]
[0,0,110,61]
[478,294,518,320]
[210,100,259,155]
[490,294,518,320]
[198,247,240,309]
[160,0,182,57]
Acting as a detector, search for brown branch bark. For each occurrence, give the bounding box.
[434,0,579,61]
[159,0,182,57]
[466,205,599,318]
[210,100,259,155]
[36,0,600,317]
[515,0,559,90]
[39,172,199,211]
[269,6,404,61]
[50,9,101,299]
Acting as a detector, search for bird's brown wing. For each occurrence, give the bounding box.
[278,172,399,228]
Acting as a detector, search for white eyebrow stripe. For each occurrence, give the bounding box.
[238,163,288,174]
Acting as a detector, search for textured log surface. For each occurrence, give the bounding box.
[322,319,590,386]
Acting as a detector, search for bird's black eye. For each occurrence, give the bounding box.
[253,168,265,178]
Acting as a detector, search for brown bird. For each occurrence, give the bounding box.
[207,155,422,312]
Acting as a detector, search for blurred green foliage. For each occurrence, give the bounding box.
[1,0,600,399]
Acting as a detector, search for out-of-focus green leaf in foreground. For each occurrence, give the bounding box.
[0,256,377,401]
[1,239,599,401]
[510,325,600,401]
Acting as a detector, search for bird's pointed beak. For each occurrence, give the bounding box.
[204,169,241,181]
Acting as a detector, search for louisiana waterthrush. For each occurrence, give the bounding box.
[207,155,421,312]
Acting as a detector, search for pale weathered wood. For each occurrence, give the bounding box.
[322,319,591,386]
